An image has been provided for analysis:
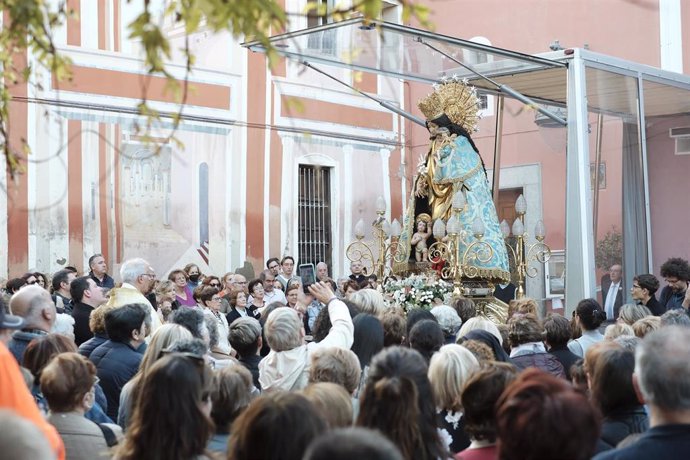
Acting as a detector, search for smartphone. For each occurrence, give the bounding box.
[299,263,316,294]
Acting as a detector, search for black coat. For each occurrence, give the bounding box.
[643,296,666,316]
[226,305,261,326]
[659,285,687,311]
[511,351,566,379]
[592,424,690,460]
[600,406,649,449]
[90,340,146,420]
[72,302,96,346]
[602,278,624,318]
[78,334,107,358]
[548,346,581,380]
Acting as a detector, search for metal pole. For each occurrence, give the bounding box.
[492,95,505,205]
[301,61,426,127]
[592,114,604,243]
[416,38,567,127]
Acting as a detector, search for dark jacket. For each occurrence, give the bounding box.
[548,346,581,380]
[437,409,471,454]
[79,334,108,358]
[659,286,686,311]
[89,272,115,290]
[8,329,49,365]
[52,293,74,315]
[90,340,145,420]
[599,406,649,449]
[643,296,665,316]
[72,302,96,346]
[494,283,517,304]
[593,424,690,460]
[511,349,566,379]
[226,306,261,326]
[239,354,262,390]
[602,278,624,319]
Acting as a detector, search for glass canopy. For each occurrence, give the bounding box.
[245,18,690,314]
[244,18,566,100]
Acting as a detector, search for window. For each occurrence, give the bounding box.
[306,0,336,54]
[298,165,333,269]
[670,127,690,155]
[466,36,494,118]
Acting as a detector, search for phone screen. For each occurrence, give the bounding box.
[299,264,316,293]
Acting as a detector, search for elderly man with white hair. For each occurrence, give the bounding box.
[105,258,162,334]
[259,282,354,391]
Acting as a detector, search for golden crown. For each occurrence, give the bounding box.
[416,213,432,225]
[417,77,481,133]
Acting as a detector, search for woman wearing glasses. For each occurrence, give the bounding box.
[169,269,197,307]
[198,286,232,357]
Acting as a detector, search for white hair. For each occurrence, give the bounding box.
[120,258,150,284]
[349,289,386,317]
[51,313,75,341]
[431,305,462,337]
[428,344,479,410]
[264,307,303,352]
[458,316,503,345]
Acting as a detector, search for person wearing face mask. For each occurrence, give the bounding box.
[184,263,203,290]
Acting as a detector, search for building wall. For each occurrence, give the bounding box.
[3,0,404,281]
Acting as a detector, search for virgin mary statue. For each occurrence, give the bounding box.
[394,78,510,284]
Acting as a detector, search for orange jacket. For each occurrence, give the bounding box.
[0,341,65,460]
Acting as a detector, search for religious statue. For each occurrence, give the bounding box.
[410,213,432,262]
[394,77,511,285]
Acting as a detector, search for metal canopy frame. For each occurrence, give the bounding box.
[244,19,690,311]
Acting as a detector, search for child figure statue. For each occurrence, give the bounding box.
[410,213,432,262]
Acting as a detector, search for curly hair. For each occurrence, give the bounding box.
[660,258,690,281]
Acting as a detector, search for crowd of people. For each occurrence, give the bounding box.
[1,253,690,460]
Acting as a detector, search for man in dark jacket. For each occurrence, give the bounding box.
[90,303,148,420]
[593,327,690,460]
[631,274,665,316]
[70,276,107,346]
[51,269,76,315]
[7,286,56,364]
[659,258,690,311]
[229,317,263,390]
[88,253,115,290]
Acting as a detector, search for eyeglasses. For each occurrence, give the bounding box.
[211,296,221,302]
[141,273,156,279]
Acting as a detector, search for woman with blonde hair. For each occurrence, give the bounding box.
[349,289,386,317]
[428,344,480,454]
[154,280,177,321]
[631,316,660,338]
[117,323,193,428]
[617,303,652,326]
[302,382,354,429]
[457,316,503,347]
